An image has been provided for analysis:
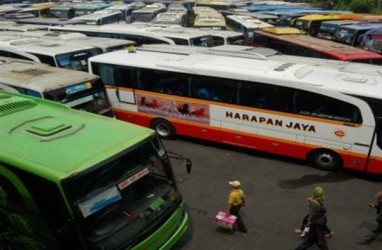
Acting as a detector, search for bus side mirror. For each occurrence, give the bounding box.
[167,151,192,174]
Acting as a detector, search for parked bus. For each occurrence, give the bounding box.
[252,27,382,64]
[88,47,382,174]
[199,29,245,45]
[131,2,166,22]
[47,4,75,19]
[0,90,191,250]
[0,36,100,71]
[293,14,364,36]
[317,19,359,40]
[72,2,112,17]
[152,12,188,26]
[333,23,382,47]
[0,30,136,53]
[50,23,214,47]
[104,2,145,23]
[72,9,123,25]
[0,56,113,117]
[225,14,273,40]
[49,23,176,46]
[359,27,382,53]
[192,7,226,30]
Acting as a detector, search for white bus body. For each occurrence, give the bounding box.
[0,56,113,116]
[131,3,166,22]
[48,24,176,46]
[0,30,136,52]
[88,48,382,174]
[226,15,274,33]
[0,35,100,72]
[49,23,214,46]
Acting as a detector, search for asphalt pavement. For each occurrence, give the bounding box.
[164,137,382,250]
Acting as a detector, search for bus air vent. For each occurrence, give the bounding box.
[26,120,72,137]
[12,68,51,76]
[0,94,36,117]
[343,76,367,83]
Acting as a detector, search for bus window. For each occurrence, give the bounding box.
[293,90,362,123]
[191,75,237,103]
[56,49,99,72]
[114,66,135,88]
[30,53,56,67]
[171,38,189,45]
[137,69,188,96]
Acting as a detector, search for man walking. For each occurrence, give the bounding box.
[226,180,247,233]
[358,191,382,245]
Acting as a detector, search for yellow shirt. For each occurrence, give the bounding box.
[228,188,245,206]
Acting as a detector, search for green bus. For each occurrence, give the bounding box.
[0,91,191,250]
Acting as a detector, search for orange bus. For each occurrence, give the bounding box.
[251,27,382,64]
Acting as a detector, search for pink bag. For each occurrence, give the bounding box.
[213,211,237,230]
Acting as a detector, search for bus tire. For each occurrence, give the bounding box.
[151,119,176,139]
[307,149,342,171]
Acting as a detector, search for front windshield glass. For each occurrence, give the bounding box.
[49,9,70,18]
[190,36,214,47]
[295,20,309,31]
[62,138,180,250]
[43,78,113,117]
[227,35,245,45]
[334,28,355,45]
[56,48,100,72]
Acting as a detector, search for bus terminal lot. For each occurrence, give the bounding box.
[166,137,382,250]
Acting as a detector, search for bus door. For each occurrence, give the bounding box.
[364,117,382,173]
[0,165,55,249]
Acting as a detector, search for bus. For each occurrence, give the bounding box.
[252,27,382,64]
[225,15,273,44]
[192,7,226,30]
[47,4,75,19]
[317,19,359,40]
[72,9,123,25]
[131,3,166,22]
[0,90,191,250]
[72,2,112,17]
[152,12,188,27]
[359,27,382,53]
[197,28,245,45]
[50,23,214,47]
[333,23,382,47]
[0,30,136,53]
[0,56,113,117]
[293,14,368,36]
[0,36,100,71]
[49,24,176,46]
[88,47,382,174]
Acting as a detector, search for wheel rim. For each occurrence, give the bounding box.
[155,123,170,137]
[315,152,336,168]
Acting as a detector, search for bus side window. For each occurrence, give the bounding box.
[92,63,115,85]
[0,175,25,208]
[114,66,135,88]
[31,54,56,67]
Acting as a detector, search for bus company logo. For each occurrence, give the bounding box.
[334,129,346,138]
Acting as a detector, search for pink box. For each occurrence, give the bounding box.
[214,211,237,230]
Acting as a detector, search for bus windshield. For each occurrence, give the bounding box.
[190,36,214,47]
[56,49,99,72]
[43,78,113,116]
[227,35,245,45]
[63,138,180,250]
[334,28,356,44]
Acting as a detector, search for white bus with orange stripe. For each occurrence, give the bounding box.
[88,48,382,174]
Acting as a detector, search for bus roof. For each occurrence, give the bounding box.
[0,90,153,180]
[256,29,382,61]
[0,35,97,56]
[226,15,274,29]
[336,23,382,31]
[261,26,304,34]
[0,56,98,93]
[48,24,176,45]
[89,49,382,100]
[0,30,136,51]
[0,21,48,31]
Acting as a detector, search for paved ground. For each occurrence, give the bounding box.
[164,137,382,250]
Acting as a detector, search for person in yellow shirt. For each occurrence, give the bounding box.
[226,180,247,233]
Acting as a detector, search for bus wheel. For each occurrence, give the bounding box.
[151,119,176,139]
[308,150,342,171]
